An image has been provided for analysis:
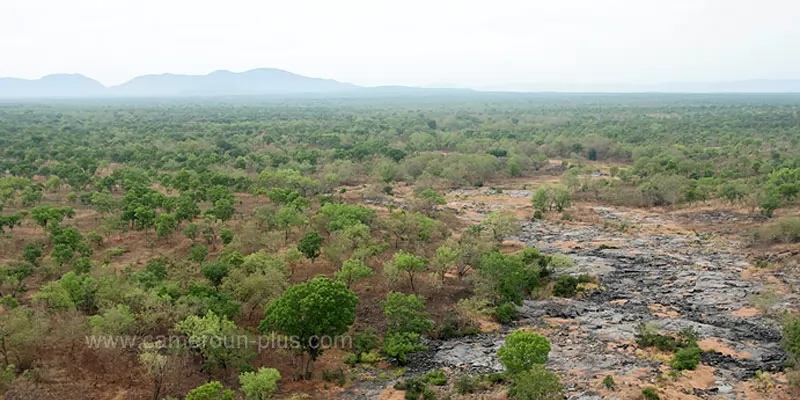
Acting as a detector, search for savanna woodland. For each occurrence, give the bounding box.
[1,94,800,400]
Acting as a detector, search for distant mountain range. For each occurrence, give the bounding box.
[0,68,469,99]
[2,69,800,98]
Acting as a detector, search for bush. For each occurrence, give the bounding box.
[635,323,678,352]
[553,275,579,298]
[322,368,346,387]
[603,375,615,390]
[455,375,477,395]
[495,302,518,324]
[497,329,551,374]
[670,345,701,370]
[423,369,447,386]
[782,316,800,363]
[353,329,380,361]
[239,368,281,400]
[382,333,426,364]
[752,218,800,244]
[432,311,480,340]
[641,387,660,400]
[507,365,564,400]
[394,377,435,400]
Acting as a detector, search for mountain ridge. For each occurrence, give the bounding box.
[3,69,800,98]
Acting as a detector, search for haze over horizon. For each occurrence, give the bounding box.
[3,0,800,90]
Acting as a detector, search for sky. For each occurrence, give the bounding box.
[2,0,799,89]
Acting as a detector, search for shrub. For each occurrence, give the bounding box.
[553,275,579,298]
[394,377,435,400]
[455,375,477,395]
[495,302,518,324]
[239,368,281,400]
[382,333,426,364]
[752,218,800,244]
[635,323,678,352]
[185,381,234,400]
[423,369,447,386]
[497,329,551,374]
[507,365,564,400]
[641,387,660,400]
[782,316,800,363]
[353,329,380,361]
[432,311,480,340]
[321,368,346,387]
[603,375,615,390]
[671,346,701,370]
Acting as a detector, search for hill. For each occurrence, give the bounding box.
[0,74,107,98]
[109,68,360,97]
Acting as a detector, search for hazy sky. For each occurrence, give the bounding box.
[2,0,799,88]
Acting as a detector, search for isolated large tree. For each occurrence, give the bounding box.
[259,276,357,379]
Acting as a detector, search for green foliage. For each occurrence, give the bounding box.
[670,345,701,370]
[423,369,448,386]
[335,258,373,288]
[353,329,380,361]
[183,223,200,241]
[641,387,660,400]
[201,262,230,287]
[382,332,426,364]
[482,210,522,244]
[184,381,235,400]
[494,302,518,324]
[259,276,358,376]
[239,368,281,400]
[89,304,136,335]
[386,251,428,292]
[752,218,800,244]
[382,292,434,335]
[297,232,324,263]
[175,310,254,372]
[220,228,234,245]
[507,365,564,400]
[154,213,178,238]
[188,245,208,263]
[497,329,551,374]
[782,315,800,363]
[394,375,436,400]
[603,375,615,390]
[22,242,44,266]
[316,202,375,233]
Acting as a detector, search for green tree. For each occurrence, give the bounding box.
[497,329,551,374]
[430,244,459,284]
[189,245,208,264]
[507,365,564,400]
[483,210,522,244]
[201,262,230,287]
[175,311,254,372]
[139,342,169,400]
[382,292,433,335]
[154,213,178,239]
[183,222,200,242]
[532,188,550,213]
[387,251,428,293]
[276,206,306,241]
[334,258,373,288]
[184,381,234,400]
[259,276,358,379]
[239,368,281,400]
[297,232,324,264]
[220,228,234,245]
[552,187,572,212]
[22,242,44,266]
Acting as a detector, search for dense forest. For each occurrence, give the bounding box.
[0,94,799,400]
